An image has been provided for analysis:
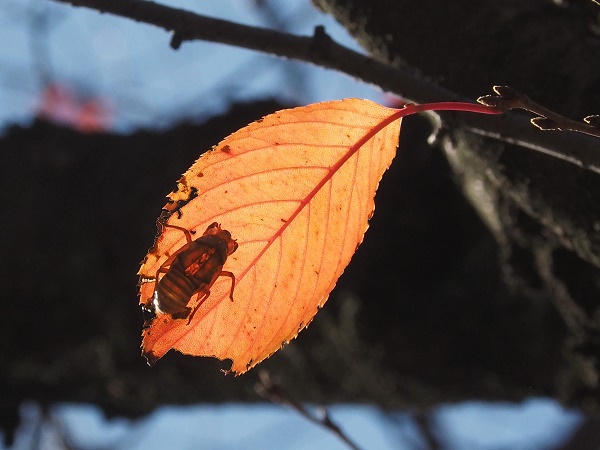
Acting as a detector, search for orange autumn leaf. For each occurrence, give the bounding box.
[139,98,401,374]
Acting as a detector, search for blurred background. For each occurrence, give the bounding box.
[0,0,383,133]
[0,0,591,448]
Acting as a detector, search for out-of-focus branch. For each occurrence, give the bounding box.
[50,0,600,172]
[255,371,361,450]
[414,411,442,450]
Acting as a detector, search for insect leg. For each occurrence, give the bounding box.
[161,223,194,244]
[185,271,236,325]
[186,290,211,324]
[219,271,236,301]
[153,224,195,282]
[154,252,180,284]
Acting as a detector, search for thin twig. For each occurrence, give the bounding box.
[50,0,600,173]
[413,410,441,450]
[479,86,600,139]
[255,370,361,450]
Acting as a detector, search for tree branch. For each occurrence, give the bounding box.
[479,86,600,139]
[255,371,361,450]
[50,0,600,173]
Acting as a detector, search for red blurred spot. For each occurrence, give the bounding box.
[37,83,112,133]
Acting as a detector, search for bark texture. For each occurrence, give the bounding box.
[314,0,600,408]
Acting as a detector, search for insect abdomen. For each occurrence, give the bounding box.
[155,263,203,315]
[150,223,238,321]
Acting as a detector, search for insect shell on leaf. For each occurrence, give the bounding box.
[152,222,238,322]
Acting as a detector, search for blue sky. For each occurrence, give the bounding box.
[0,0,384,133]
[6,400,583,450]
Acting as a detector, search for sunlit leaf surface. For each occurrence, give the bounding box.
[139,99,401,373]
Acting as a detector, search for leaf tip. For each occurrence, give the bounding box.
[143,349,159,367]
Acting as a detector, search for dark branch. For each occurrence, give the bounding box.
[50,0,600,173]
[51,0,452,103]
[479,86,600,139]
